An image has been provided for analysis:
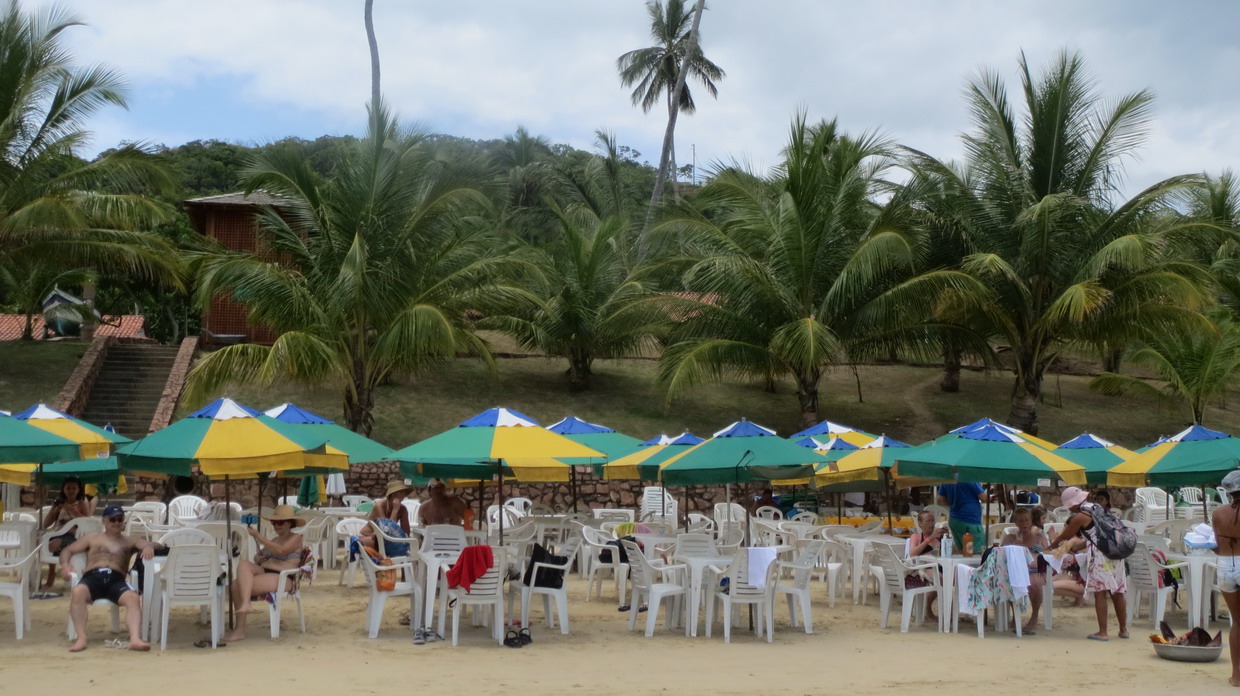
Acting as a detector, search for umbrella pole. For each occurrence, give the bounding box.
[225,475,235,631]
[569,467,577,513]
[36,464,45,532]
[884,470,894,532]
[683,487,688,532]
[476,480,484,531]
[497,462,505,545]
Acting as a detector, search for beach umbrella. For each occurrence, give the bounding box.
[14,404,130,459]
[946,417,1059,450]
[1107,425,1240,489]
[392,407,605,541]
[545,416,642,510]
[772,436,861,486]
[895,423,1087,486]
[656,420,821,487]
[0,413,86,467]
[1053,433,1137,485]
[602,431,705,481]
[789,419,876,447]
[263,403,395,465]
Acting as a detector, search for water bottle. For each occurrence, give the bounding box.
[940,531,951,557]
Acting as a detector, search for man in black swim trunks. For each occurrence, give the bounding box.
[59,504,161,652]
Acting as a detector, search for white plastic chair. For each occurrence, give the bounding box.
[685,513,715,534]
[158,527,215,547]
[592,508,635,522]
[581,527,626,604]
[705,548,776,643]
[130,501,168,525]
[621,539,685,637]
[167,495,209,526]
[336,518,370,587]
[820,539,851,607]
[447,547,507,646]
[641,487,677,522]
[1179,487,1204,505]
[874,543,937,633]
[715,527,744,556]
[0,548,38,638]
[358,547,422,638]
[789,511,818,524]
[295,517,330,568]
[923,504,949,521]
[503,497,533,518]
[401,499,422,527]
[517,536,581,635]
[342,495,371,510]
[40,517,102,585]
[713,502,746,527]
[754,505,783,521]
[1127,542,1187,629]
[775,540,824,634]
[0,520,35,561]
[267,547,315,638]
[157,544,224,649]
[1136,487,1173,519]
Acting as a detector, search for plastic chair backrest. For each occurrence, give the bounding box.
[620,540,653,589]
[1127,543,1159,590]
[163,544,219,601]
[923,505,949,521]
[420,525,467,555]
[1043,522,1065,540]
[875,544,910,593]
[754,506,783,521]
[159,528,215,547]
[674,533,716,557]
[342,495,371,510]
[336,517,368,536]
[1179,487,1203,504]
[723,548,768,597]
[593,508,634,522]
[355,501,375,513]
[168,496,208,524]
[459,547,505,597]
[130,502,167,524]
[713,502,746,524]
[503,498,533,516]
[789,511,818,524]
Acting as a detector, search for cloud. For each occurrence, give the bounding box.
[56,0,1240,197]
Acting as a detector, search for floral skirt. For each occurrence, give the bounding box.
[1084,544,1126,597]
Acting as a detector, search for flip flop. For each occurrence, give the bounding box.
[503,630,523,648]
[193,639,226,648]
[1118,634,1130,639]
[519,627,533,645]
[1086,633,1109,642]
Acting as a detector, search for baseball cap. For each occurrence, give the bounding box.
[102,504,125,519]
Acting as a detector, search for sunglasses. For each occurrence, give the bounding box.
[106,516,124,523]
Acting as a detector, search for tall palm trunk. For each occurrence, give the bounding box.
[364,0,380,104]
[639,0,705,261]
[344,359,376,436]
[940,340,961,392]
[1007,353,1046,434]
[795,368,822,427]
[567,348,593,391]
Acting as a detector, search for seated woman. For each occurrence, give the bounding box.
[222,505,305,642]
[358,480,412,557]
[1051,537,1088,607]
[1000,507,1051,633]
[42,476,96,588]
[904,510,943,620]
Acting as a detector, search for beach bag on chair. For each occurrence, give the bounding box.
[1086,503,1136,560]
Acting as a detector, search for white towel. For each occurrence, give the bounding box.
[957,564,976,616]
[1041,553,1064,574]
[747,546,777,588]
[1002,545,1031,601]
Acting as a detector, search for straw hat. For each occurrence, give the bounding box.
[384,480,414,498]
[262,505,306,526]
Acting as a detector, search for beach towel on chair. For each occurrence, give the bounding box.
[447,545,494,592]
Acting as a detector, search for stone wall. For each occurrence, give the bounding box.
[149,336,198,433]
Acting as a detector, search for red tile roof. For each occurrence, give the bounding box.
[0,315,146,341]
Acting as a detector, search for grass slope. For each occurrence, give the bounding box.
[0,341,87,411]
[202,356,1238,451]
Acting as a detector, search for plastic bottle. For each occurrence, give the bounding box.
[961,531,974,557]
[940,531,951,557]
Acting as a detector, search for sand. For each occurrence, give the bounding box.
[1,574,1235,696]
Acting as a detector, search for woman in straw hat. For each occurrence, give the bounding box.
[222,505,305,642]
[359,480,413,557]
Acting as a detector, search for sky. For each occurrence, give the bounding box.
[60,0,1240,196]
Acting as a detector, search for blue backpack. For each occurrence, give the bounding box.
[1087,504,1136,560]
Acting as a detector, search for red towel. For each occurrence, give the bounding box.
[446,545,494,592]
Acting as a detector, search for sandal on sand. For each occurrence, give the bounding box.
[193,639,225,648]
[519,627,533,645]
[1086,633,1109,642]
[504,630,523,648]
[104,639,127,649]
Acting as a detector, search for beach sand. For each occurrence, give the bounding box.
[1,575,1233,695]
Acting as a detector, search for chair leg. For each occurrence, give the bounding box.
[554,591,569,634]
[645,595,660,637]
[786,594,797,627]
[901,596,913,633]
[542,594,552,629]
[879,589,891,628]
[722,600,732,643]
[160,603,169,650]
[1153,590,1167,629]
[799,592,813,634]
[451,601,461,646]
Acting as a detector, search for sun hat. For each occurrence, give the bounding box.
[1060,486,1089,509]
[1221,470,1240,494]
[262,504,306,526]
[102,504,124,520]
[384,480,414,498]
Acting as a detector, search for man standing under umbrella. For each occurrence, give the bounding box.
[937,481,988,554]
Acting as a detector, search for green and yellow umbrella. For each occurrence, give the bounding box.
[393,407,605,483]
[895,423,1086,486]
[814,435,943,490]
[656,420,821,486]
[14,404,130,459]
[945,417,1059,451]
[789,419,876,447]
[546,416,642,476]
[1053,433,1137,485]
[771,436,861,487]
[603,431,706,481]
[1107,425,1240,488]
[0,414,89,484]
[117,398,337,477]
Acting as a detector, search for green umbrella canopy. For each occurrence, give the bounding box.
[895,424,1086,486]
[1108,425,1240,488]
[656,420,822,486]
[117,398,333,477]
[1053,433,1137,485]
[263,403,395,464]
[0,413,82,464]
[393,408,605,482]
[603,431,706,481]
[35,456,129,487]
[545,416,642,476]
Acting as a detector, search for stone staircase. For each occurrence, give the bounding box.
[79,343,182,439]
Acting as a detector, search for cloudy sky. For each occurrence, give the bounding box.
[61,1,1239,195]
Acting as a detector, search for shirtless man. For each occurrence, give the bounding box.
[419,479,466,526]
[59,504,159,652]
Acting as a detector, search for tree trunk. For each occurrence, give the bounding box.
[21,312,33,341]
[795,369,821,427]
[1101,345,1123,374]
[940,340,961,393]
[638,0,706,262]
[567,352,592,392]
[344,360,376,436]
[364,0,381,105]
[1006,354,1046,434]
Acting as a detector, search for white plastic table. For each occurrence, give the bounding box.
[839,534,905,603]
[139,556,166,642]
[918,554,980,632]
[420,550,461,634]
[674,551,730,637]
[1168,551,1217,629]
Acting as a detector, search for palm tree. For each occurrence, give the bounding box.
[185,100,533,435]
[908,50,1210,434]
[617,0,723,255]
[0,1,178,297]
[1089,312,1240,425]
[655,115,984,426]
[482,203,665,390]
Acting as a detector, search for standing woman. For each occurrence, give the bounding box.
[1211,471,1240,687]
[222,505,304,642]
[1049,486,1128,641]
[41,476,96,588]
